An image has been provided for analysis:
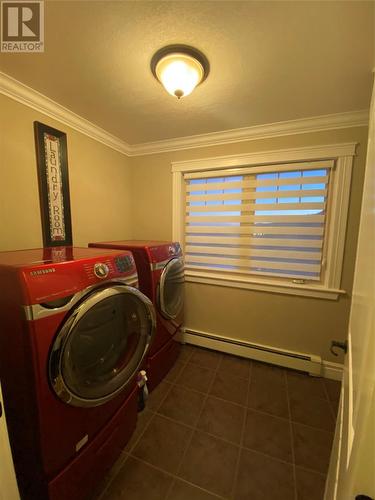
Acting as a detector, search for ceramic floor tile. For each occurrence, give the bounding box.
[164,360,186,382]
[243,409,293,463]
[158,385,205,427]
[219,354,251,380]
[289,393,335,431]
[248,379,289,418]
[295,466,327,500]
[90,452,128,499]
[178,344,196,362]
[101,456,172,500]
[95,354,337,500]
[209,371,249,405]
[176,362,215,393]
[124,409,154,452]
[132,414,192,474]
[287,371,327,400]
[251,361,286,387]
[178,430,239,498]
[329,397,340,417]
[146,380,172,412]
[324,379,341,402]
[234,448,295,500]
[293,423,334,474]
[190,347,223,370]
[197,396,246,444]
[167,479,223,500]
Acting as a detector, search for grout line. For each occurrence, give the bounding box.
[93,452,129,500]
[291,419,334,435]
[165,362,188,384]
[295,463,328,478]
[172,381,251,408]
[96,410,158,499]
[130,410,329,496]
[125,410,156,455]
[164,351,224,500]
[128,455,226,499]
[322,379,340,422]
[328,400,339,422]
[172,476,227,499]
[165,478,177,500]
[285,370,298,500]
[240,444,296,468]
[229,359,252,499]
[149,410,301,469]
[95,352,196,500]
[172,353,337,431]
[95,347,335,499]
[153,406,242,447]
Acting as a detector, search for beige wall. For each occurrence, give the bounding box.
[0,94,133,251]
[0,92,368,362]
[130,127,368,362]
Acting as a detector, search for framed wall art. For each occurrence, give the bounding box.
[34,121,73,247]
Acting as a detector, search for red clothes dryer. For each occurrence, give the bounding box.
[0,247,155,500]
[89,241,184,390]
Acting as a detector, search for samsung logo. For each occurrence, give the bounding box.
[30,268,56,276]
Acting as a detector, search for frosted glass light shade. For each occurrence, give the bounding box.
[151,46,209,99]
[155,53,204,98]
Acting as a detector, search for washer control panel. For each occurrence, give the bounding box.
[94,262,109,279]
[114,255,134,273]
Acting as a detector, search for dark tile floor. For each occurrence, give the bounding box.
[93,344,341,500]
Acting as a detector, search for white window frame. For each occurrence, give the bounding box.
[172,142,357,300]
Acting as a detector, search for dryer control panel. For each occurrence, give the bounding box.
[148,242,182,263]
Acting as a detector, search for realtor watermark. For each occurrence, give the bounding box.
[1,1,44,52]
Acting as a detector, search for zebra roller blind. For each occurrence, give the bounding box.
[184,160,334,282]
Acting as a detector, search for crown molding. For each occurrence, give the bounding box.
[130,110,369,156]
[0,71,132,156]
[0,71,369,158]
[171,142,357,172]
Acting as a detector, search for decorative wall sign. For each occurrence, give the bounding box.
[34,121,73,247]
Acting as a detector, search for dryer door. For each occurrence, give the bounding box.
[49,284,155,408]
[159,257,184,320]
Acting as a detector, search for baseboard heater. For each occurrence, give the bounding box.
[177,328,322,377]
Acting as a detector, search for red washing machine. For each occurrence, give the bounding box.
[89,241,184,390]
[0,247,155,500]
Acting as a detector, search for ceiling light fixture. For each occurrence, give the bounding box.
[151,45,209,99]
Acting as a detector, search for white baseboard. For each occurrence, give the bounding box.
[178,328,343,380]
[178,328,322,376]
[322,361,344,381]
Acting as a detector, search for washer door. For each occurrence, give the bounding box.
[159,257,184,319]
[49,284,155,407]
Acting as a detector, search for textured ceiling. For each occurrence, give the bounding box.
[0,1,374,144]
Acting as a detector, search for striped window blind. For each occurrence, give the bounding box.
[184,160,334,282]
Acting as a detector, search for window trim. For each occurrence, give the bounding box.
[172,142,357,300]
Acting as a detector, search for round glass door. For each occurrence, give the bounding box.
[159,257,184,319]
[49,285,155,407]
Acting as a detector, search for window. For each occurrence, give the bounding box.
[172,144,356,299]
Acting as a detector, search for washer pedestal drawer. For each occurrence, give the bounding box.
[48,385,138,500]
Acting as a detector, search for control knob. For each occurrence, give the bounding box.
[94,262,109,279]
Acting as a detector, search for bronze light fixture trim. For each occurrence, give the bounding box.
[151,44,210,99]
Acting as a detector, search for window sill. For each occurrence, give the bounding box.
[185,270,346,300]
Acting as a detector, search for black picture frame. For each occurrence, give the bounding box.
[34,121,73,247]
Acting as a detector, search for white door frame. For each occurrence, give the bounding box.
[325,75,375,500]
